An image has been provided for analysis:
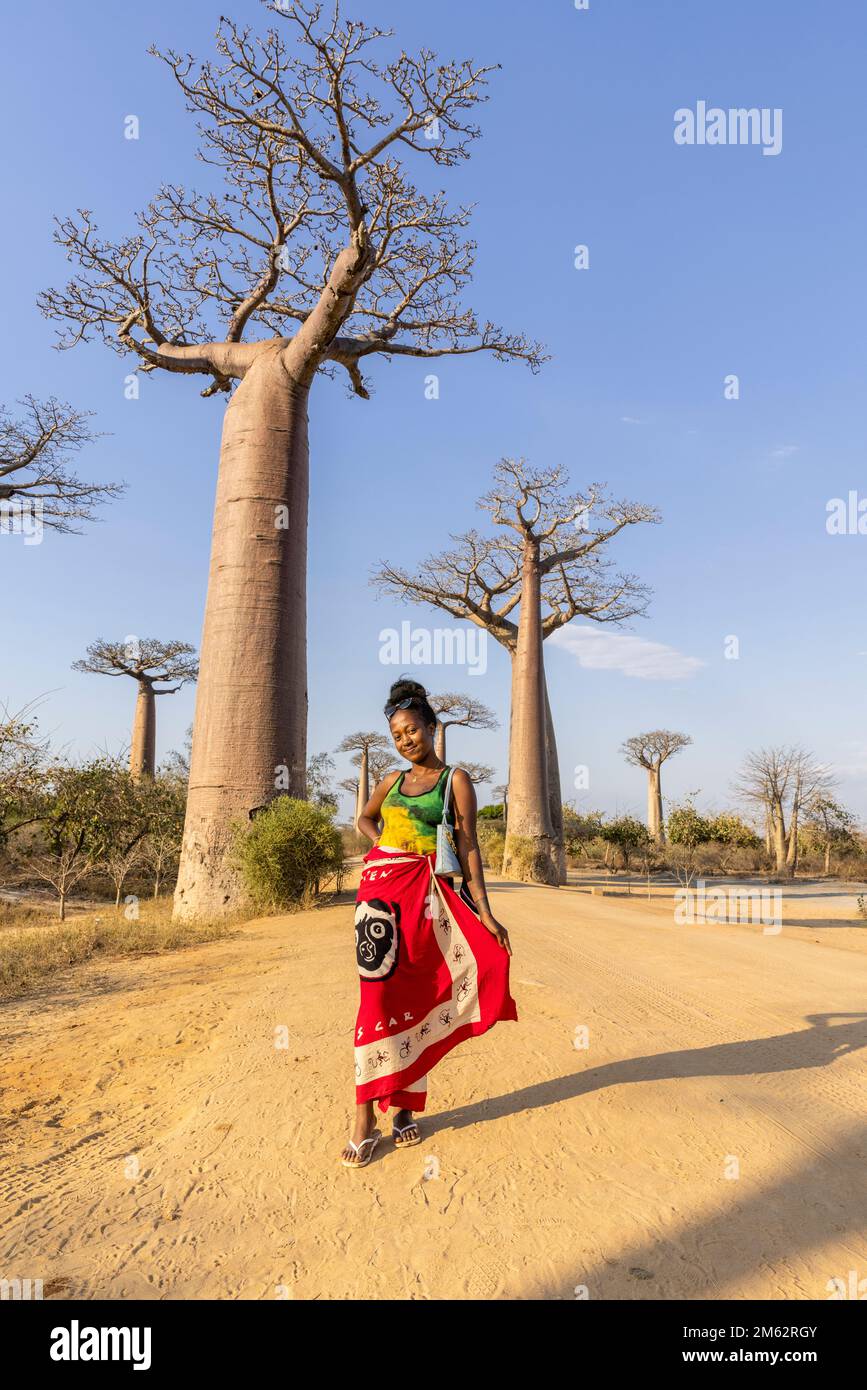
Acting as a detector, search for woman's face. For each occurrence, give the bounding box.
[388,710,435,764]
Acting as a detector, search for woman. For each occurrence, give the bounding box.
[341,676,517,1168]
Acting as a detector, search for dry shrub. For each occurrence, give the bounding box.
[0,900,233,1001]
[477,822,506,872]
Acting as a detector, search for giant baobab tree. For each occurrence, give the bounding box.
[735,745,832,878]
[336,731,391,829]
[0,395,122,532]
[429,692,497,762]
[373,460,658,883]
[72,639,199,781]
[621,730,691,844]
[39,4,543,920]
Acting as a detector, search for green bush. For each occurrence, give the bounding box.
[233,797,343,910]
[477,821,506,872]
[563,805,605,859]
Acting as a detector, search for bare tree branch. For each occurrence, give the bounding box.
[38,4,547,396]
[0,395,122,533]
[72,638,199,691]
[372,459,658,646]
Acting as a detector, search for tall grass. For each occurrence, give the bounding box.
[0,899,234,1001]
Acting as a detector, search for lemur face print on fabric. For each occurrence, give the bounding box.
[355,897,401,981]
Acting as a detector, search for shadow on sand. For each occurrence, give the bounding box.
[428,1012,867,1298]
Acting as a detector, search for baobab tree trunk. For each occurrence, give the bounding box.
[129,681,156,781]
[354,747,370,832]
[824,841,832,875]
[434,721,446,762]
[647,765,665,844]
[502,542,558,884]
[771,799,789,876]
[542,674,566,883]
[174,348,310,921]
[786,794,800,873]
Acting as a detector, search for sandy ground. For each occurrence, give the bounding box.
[1,870,866,1301]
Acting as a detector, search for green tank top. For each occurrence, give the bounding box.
[377,765,455,854]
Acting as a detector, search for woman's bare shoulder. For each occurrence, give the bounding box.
[377,768,403,794]
[450,766,476,796]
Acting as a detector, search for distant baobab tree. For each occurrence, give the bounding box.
[735,745,833,878]
[72,639,199,780]
[621,730,692,844]
[454,761,494,786]
[336,731,391,830]
[374,459,658,882]
[38,4,544,921]
[0,395,122,532]
[784,750,835,875]
[492,783,509,825]
[429,693,497,761]
[344,746,398,829]
[358,747,398,788]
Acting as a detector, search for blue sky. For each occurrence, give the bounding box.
[3,0,866,822]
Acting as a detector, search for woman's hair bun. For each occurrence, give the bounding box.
[384,674,436,726]
[387,675,428,703]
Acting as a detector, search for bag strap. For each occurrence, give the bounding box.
[440,765,456,823]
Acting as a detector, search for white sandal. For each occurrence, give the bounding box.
[392,1120,421,1148]
[341,1128,382,1168]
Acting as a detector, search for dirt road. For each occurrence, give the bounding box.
[1,874,865,1300]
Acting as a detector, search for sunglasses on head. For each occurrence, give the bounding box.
[385,697,415,718]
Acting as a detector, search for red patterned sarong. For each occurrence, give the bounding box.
[353,846,518,1113]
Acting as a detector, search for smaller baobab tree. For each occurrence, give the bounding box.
[454,761,494,786]
[358,747,398,787]
[428,693,498,762]
[335,731,391,830]
[735,745,832,878]
[0,394,122,533]
[343,746,398,837]
[373,459,658,882]
[621,730,692,844]
[72,639,199,781]
[785,750,835,875]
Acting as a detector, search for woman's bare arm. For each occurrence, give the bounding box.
[451,769,512,955]
[356,770,402,844]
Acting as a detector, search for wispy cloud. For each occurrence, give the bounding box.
[770,443,800,460]
[551,625,705,681]
[621,415,644,425]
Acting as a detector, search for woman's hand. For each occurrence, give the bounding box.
[480,909,512,955]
